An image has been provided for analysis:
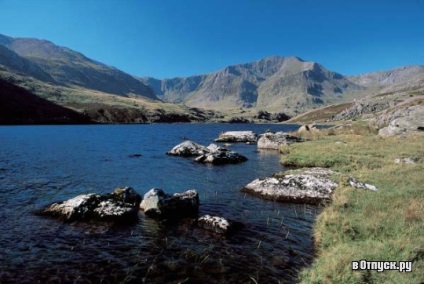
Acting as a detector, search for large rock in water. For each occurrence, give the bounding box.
[215,131,258,142]
[39,187,142,222]
[378,105,424,136]
[167,141,248,165]
[140,188,199,218]
[194,143,248,165]
[257,132,304,150]
[241,168,338,204]
[166,140,209,157]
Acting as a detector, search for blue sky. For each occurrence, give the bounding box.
[1,0,423,78]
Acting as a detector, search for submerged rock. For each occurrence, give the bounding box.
[197,215,244,235]
[39,186,142,222]
[140,188,199,218]
[242,168,338,204]
[215,131,258,143]
[166,140,209,157]
[195,143,248,165]
[257,132,304,150]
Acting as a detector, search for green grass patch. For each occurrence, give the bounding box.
[283,134,424,283]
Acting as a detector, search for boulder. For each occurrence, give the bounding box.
[241,168,338,204]
[257,132,304,150]
[39,186,142,222]
[195,144,248,165]
[378,105,424,137]
[197,215,244,235]
[140,188,199,218]
[167,141,248,165]
[166,140,209,157]
[298,124,319,133]
[215,131,258,143]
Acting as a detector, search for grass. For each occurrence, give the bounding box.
[279,127,424,283]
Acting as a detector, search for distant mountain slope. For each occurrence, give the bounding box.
[0,44,55,83]
[0,34,156,99]
[0,77,92,124]
[140,56,363,115]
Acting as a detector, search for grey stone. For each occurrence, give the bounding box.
[242,168,338,204]
[197,215,243,234]
[39,186,142,222]
[378,105,424,137]
[348,177,378,191]
[394,157,417,165]
[257,132,304,150]
[140,188,199,218]
[166,140,209,157]
[215,131,258,143]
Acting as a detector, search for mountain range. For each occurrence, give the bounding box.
[0,33,423,123]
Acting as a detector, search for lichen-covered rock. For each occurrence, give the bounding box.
[39,186,142,221]
[195,144,248,165]
[242,168,338,204]
[140,188,199,218]
[166,140,209,157]
[257,132,304,150]
[215,131,258,143]
[197,215,244,234]
[168,141,248,165]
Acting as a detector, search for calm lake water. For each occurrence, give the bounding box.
[0,124,320,283]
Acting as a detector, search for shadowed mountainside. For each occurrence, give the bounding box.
[0,77,93,124]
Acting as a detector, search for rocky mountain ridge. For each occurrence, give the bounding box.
[1,33,423,124]
[140,56,366,115]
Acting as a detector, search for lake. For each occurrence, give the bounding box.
[0,124,320,283]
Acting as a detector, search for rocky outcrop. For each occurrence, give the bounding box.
[197,215,244,235]
[255,110,291,122]
[215,131,258,142]
[194,143,248,165]
[167,141,248,165]
[242,168,337,204]
[166,140,209,157]
[257,132,304,150]
[331,101,390,121]
[140,188,199,218]
[39,187,142,222]
[378,105,424,136]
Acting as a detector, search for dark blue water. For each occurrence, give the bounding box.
[0,124,320,283]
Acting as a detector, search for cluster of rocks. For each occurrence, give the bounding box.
[242,168,378,204]
[167,140,248,165]
[39,187,242,235]
[257,131,304,150]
